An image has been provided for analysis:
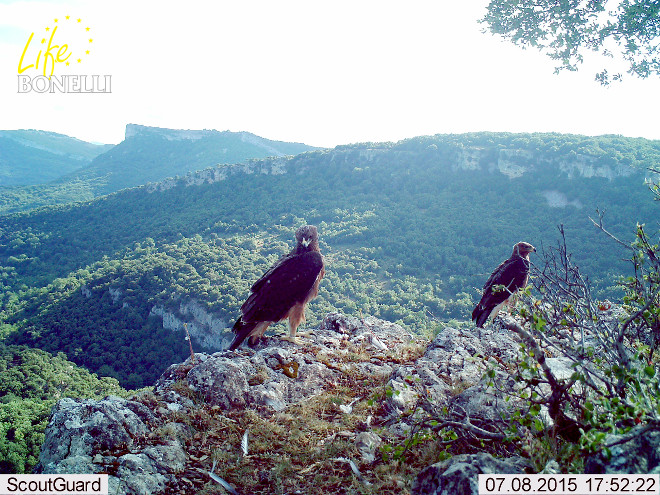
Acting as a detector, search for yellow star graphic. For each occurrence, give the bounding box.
[54,18,58,23]
[41,38,45,43]
[66,15,70,20]
[45,27,50,31]
[66,61,70,66]
[86,50,90,55]
[77,58,81,63]
[89,38,93,43]
[86,27,90,31]
[77,18,81,23]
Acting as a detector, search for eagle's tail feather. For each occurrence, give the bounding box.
[472,305,491,328]
[229,318,258,351]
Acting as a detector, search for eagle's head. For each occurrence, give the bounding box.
[513,241,536,259]
[295,225,319,251]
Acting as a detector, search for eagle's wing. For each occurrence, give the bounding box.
[250,252,291,294]
[240,251,324,324]
[482,258,509,291]
[472,256,529,327]
[481,256,529,303]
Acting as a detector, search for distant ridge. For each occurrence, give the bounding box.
[0,125,320,213]
[0,129,112,187]
[54,124,320,196]
[1,131,659,390]
[123,123,315,156]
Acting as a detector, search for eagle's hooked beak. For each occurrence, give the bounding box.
[301,237,311,248]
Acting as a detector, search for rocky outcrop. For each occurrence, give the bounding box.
[385,324,521,432]
[36,313,420,493]
[412,453,531,495]
[35,395,189,495]
[558,153,636,180]
[585,429,660,474]
[33,313,546,494]
[155,312,414,412]
[497,149,533,178]
[145,156,290,192]
[542,190,583,209]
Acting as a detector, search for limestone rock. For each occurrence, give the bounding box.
[412,453,530,495]
[35,312,537,494]
[35,396,186,495]
[355,431,382,463]
[36,396,153,474]
[155,312,413,413]
[386,325,521,423]
[585,429,660,474]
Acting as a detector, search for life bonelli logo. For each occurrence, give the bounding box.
[17,15,111,93]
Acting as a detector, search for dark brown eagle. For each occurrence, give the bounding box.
[229,225,325,350]
[472,241,536,328]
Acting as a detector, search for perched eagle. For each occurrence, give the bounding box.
[228,225,325,350]
[472,241,536,328]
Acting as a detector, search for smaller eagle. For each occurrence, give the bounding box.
[229,225,325,350]
[472,241,536,328]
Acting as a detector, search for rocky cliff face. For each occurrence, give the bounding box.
[452,146,637,180]
[144,156,289,193]
[141,138,643,198]
[150,299,230,350]
[35,313,527,493]
[36,312,654,494]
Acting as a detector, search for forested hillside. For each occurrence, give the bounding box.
[1,132,658,389]
[0,125,317,215]
[0,343,126,473]
[0,130,111,187]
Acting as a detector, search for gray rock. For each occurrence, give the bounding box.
[36,312,416,494]
[36,313,543,495]
[355,431,382,463]
[386,325,521,425]
[36,396,154,474]
[35,395,186,495]
[154,312,412,413]
[412,453,530,495]
[585,429,660,474]
[186,356,251,409]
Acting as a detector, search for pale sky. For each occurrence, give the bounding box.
[0,0,658,147]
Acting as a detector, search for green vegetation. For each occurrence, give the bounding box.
[1,132,658,391]
[0,130,659,476]
[0,343,126,473]
[0,125,317,214]
[0,130,111,187]
[63,126,317,197]
[481,0,660,84]
[482,216,660,473]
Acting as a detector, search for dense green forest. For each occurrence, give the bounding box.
[0,343,126,473]
[1,132,658,391]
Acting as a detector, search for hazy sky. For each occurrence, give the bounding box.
[1,0,658,147]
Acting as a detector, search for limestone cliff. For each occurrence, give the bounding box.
[150,299,230,350]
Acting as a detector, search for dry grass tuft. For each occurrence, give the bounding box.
[135,338,451,494]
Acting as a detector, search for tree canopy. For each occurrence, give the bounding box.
[481,0,660,84]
